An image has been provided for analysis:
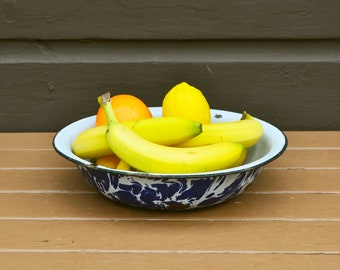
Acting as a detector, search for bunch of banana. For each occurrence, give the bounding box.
[72,116,202,159]
[97,92,244,174]
[176,112,263,148]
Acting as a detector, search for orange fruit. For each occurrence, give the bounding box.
[96,94,152,126]
[162,82,211,124]
[96,154,120,169]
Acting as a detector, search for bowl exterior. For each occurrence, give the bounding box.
[53,107,287,210]
[77,165,263,210]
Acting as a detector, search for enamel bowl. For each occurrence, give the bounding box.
[53,107,287,210]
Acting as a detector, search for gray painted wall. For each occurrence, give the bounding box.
[1,1,339,131]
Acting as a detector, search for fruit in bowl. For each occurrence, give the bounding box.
[53,82,287,210]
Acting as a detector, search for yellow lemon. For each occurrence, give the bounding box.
[162,82,211,124]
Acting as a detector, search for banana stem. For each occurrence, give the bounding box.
[240,111,255,120]
[97,92,119,125]
[240,111,248,120]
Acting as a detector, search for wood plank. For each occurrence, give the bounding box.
[0,193,339,220]
[285,131,340,148]
[0,41,339,132]
[250,169,340,193]
[0,133,54,149]
[0,220,339,252]
[0,132,338,269]
[0,150,74,168]
[0,253,340,270]
[1,131,339,149]
[1,1,340,39]
[1,148,339,169]
[268,149,340,169]
[0,169,90,192]
[1,169,338,193]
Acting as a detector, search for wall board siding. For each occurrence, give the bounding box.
[0,0,340,40]
[0,40,339,132]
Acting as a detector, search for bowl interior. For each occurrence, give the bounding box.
[53,107,287,178]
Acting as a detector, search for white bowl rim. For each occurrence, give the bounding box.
[53,107,288,178]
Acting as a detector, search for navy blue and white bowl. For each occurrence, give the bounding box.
[53,107,287,210]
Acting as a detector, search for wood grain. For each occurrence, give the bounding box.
[1,148,339,169]
[0,131,339,269]
[1,169,339,193]
[0,220,339,252]
[1,131,339,149]
[0,193,339,220]
[0,253,340,270]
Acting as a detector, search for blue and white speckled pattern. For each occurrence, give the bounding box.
[78,165,263,210]
[53,108,287,210]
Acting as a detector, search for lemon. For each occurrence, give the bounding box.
[162,82,211,124]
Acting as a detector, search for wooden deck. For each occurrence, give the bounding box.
[0,131,339,269]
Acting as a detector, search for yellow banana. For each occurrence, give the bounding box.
[98,92,244,174]
[72,116,202,159]
[124,116,202,145]
[72,125,111,159]
[176,113,263,148]
[233,148,248,167]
